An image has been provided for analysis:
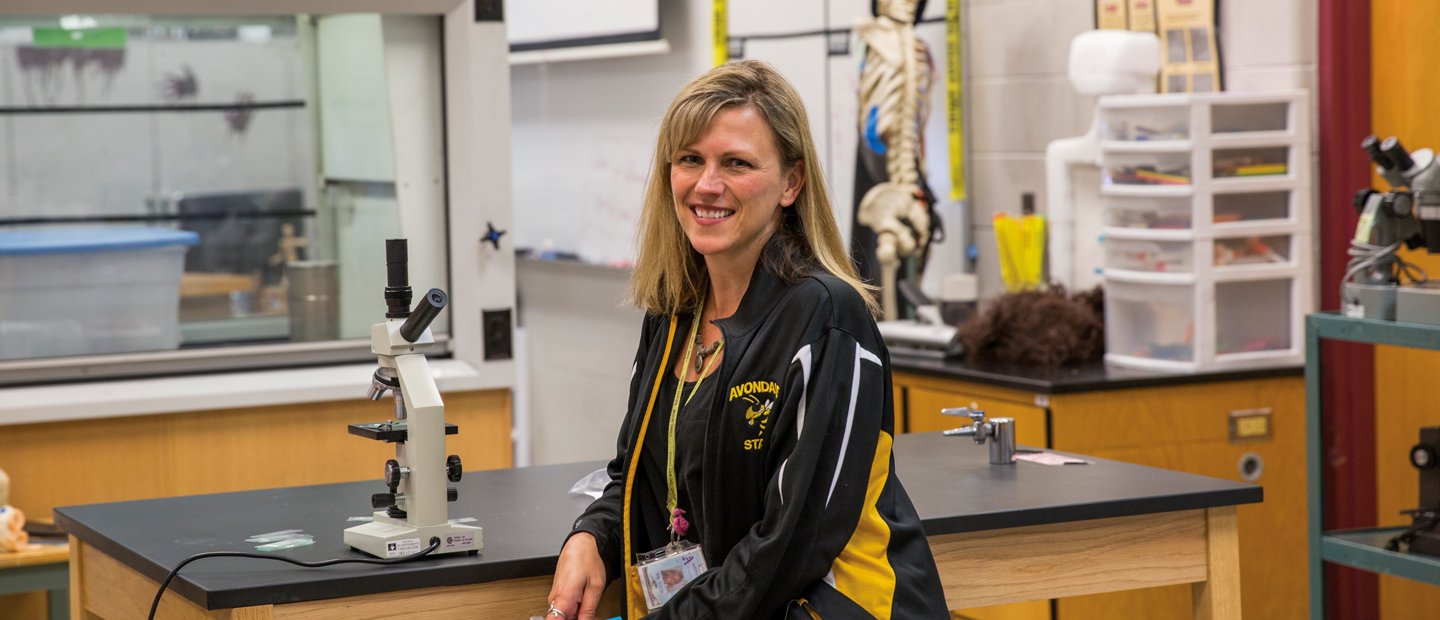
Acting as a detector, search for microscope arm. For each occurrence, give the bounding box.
[395,353,442,413]
[394,353,448,527]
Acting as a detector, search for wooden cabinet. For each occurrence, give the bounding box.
[0,389,513,521]
[893,371,1305,620]
[0,390,513,620]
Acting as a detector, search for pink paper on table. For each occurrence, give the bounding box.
[1014,452,1088,466]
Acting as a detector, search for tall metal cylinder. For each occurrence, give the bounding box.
[989,417,1016,464]
[286,260,338,341]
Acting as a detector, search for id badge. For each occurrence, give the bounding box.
[636,541,707,611]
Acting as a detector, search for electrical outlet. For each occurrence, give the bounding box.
[482,309,512,361]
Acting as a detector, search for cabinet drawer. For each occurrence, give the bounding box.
[1050,378,1294,450]
[905,386,1048,449]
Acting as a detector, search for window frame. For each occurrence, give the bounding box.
[0,0,515,421]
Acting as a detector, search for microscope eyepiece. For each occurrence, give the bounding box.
[1363,135,1390,169]
[385,239,413,319]
[1382,136,1416,172]
[399,288,448,343]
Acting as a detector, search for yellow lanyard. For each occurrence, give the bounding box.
[666,296,723,538]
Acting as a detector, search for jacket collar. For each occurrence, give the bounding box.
[713,237,791,336]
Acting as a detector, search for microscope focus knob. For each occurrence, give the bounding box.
[384,459,403,490]
[1353,189,1376,214]
[1383,192,1414,217]
[447,455,463,482]
[447,487,458,502]
[1412,443,1438,470]
[371,492,397,509]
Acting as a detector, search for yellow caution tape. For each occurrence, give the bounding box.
[946,0,967,202]
[713,0,728,66]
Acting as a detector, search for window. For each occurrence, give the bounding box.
[0,13,453,385]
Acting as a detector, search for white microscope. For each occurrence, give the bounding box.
[344,239,482,558]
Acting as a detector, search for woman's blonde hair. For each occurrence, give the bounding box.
[629,60,877,316]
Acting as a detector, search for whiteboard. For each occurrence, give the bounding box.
[506,0,659,50]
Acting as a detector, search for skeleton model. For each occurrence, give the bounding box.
[856,0,933,321]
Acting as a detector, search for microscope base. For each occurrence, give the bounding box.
[344,512,483,558]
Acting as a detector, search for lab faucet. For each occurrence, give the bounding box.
[942,406,1016,465]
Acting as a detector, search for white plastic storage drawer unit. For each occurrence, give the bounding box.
[1098,91,1312,371]
[1103,273,1307,372]
[0,227,199,360]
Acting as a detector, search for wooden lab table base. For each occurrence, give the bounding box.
[69,535,557,620]
[934,507,1241,620]
[68,507,1242,620]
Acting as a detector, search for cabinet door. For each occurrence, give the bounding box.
[1051,378,1305,620]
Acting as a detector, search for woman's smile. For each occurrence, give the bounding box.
[689,205,734,222]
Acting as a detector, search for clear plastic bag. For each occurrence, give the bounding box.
[245,529,302,543]
[255,535,315,552]
[569,468,609,500]
[246,528,314,552]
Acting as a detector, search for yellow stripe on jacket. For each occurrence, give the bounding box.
[829,430,897,618]
[623,315,677,619]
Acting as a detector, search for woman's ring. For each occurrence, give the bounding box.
[546,604,567,618]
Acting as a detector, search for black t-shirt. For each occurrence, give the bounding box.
[635,368,715,556]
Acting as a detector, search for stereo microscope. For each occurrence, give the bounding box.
[1343,135,1440,319]
[344,239,482,558]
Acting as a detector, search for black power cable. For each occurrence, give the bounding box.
[1385,507,1439,553]
[147,537,442,620]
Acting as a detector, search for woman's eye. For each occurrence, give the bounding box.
[676,154,701,165]
[727,158,752,168]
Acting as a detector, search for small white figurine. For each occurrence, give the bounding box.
[0,467,28,551]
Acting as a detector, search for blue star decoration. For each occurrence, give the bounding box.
[481,222,506,250]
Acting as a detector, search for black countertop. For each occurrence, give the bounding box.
[55,432,1260,610]
[890,355,1302,394]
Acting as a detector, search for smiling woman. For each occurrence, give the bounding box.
[547,60,948,620]
[668,105,803,276]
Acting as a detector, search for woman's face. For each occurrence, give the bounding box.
[670,105,803,271]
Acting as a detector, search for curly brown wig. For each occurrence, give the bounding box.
[958,285,1105,366]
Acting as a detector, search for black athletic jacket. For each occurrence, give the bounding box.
[570,245,948,619]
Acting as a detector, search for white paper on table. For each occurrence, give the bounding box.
[1014,451,1089,466]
